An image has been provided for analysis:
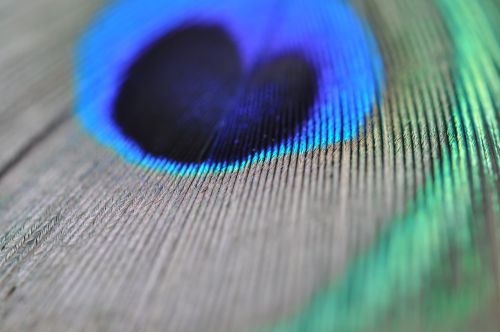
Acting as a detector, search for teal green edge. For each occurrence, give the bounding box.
[261,0,499,331]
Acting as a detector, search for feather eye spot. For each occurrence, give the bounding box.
[75,0,383,175]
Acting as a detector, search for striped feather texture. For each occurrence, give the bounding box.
[0,0,498,331]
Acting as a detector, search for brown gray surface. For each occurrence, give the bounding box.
[0,0,498,331]
[0,0,103,169]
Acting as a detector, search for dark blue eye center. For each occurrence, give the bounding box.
[76,0,383,175]
[112,24,318,164]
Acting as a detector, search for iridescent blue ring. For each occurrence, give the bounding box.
[75,0,384,176]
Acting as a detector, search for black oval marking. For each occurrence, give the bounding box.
[113,24,318,164]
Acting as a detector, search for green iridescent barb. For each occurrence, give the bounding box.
[262,0,500,331]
